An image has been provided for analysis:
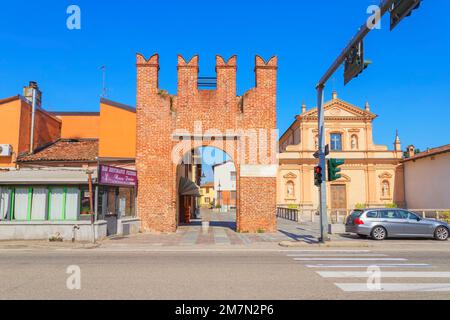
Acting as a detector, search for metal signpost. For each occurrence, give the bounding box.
[315,0,421,242]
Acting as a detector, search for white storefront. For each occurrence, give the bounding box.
[0,168,107,241]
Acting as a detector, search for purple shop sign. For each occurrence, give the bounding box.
[99,165,137,187]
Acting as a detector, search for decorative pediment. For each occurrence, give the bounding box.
[379,172,393,179]
[283,172,298,179]
[300,99,377,121]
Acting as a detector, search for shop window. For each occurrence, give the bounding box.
[65,188,80,221]
[107,188,117,216]
[0,187,10,220]
[113,187,136,218]
[80,188,92,215]
[5,186,85,222]
[31,188,48,220]
[14,188,29,220]
[49,188,64,220]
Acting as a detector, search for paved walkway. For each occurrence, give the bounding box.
[101,209,334,247]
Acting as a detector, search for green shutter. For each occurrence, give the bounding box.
[27,187,32,221]
[47,187,51,221]
[62,187,67,220]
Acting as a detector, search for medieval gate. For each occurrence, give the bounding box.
[136,53,278,233]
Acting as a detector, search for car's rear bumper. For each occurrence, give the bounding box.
[345,225,372,236]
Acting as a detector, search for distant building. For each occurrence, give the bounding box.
[213,161,237,211]
[199,182,215,208]
[402,144,450,209]
[278,92,405,211]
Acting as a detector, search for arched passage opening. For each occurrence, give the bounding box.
[176,146,238,231]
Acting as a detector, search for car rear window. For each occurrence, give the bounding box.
[350,210,364,218]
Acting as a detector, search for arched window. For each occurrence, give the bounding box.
[286,181,295,198]
[351,134,359,150]
[382,180,390,198]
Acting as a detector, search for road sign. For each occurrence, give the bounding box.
[390,0,421,31]
[344,41,372,85]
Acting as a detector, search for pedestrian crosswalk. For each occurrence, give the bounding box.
[283,249,450,293]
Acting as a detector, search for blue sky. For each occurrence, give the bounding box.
[0,0,449,151]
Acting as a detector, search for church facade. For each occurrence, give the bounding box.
[277,92,405,211]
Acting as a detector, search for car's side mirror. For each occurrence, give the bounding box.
[416,217,421,222]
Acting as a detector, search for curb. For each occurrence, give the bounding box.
[278,240,371,248]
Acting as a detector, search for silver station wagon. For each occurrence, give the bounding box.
[345,209,449,241]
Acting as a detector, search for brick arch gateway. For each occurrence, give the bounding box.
[175,145,238,227]
[136,53,278,233]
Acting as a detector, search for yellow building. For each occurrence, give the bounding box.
[278,92,405,212]
[199,183,215,208]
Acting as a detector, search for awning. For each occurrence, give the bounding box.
[178,177,201,197]
[0,169,98,185]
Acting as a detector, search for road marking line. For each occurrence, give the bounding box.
[306,264,431,268]
[319,271,450,278]
[335,283,450,292]
[294,258,407,261]
[287,254,387,257]
[280,250,372,253]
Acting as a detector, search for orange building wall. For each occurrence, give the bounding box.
[0,99,22,167]
[18,101,61,154]
[99,102,136,158]
[58,115,100,139]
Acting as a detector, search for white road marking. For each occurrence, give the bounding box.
[336,283,450,292]
[306,264,431,268]
[287,254,387,257]
[294,258,407,261]
[318,271,450,278]
[281,250,372,253]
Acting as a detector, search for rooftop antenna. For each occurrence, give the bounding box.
[99,65,108,98]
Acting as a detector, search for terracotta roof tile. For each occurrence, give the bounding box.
[18,139,98,162]
[402,144,450,162]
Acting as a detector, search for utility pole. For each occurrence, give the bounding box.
[315,0,421,242]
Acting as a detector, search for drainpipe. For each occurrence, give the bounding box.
[29,88,37,154]
[87,169,96,243]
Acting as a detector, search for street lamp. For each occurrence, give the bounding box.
[217,181,222,212]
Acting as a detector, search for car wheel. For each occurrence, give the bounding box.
[434,226,449,241]
[371,226,387,241]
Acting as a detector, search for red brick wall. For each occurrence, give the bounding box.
[136,54,277,233]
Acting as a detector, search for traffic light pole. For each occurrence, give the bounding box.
[315,0,395,243]
[317,0,394,86]
[317,84,329,243]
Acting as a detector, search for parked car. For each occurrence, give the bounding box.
[345,208,449,241]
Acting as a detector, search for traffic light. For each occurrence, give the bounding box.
[390,0,421,31]
[314,166,323,187]
[328,159,345,182]
[344,41,372,85]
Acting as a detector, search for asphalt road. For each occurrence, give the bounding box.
[1,244,450,300]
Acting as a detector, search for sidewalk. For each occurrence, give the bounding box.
[99,212,357,249]
[2,212,446,251]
